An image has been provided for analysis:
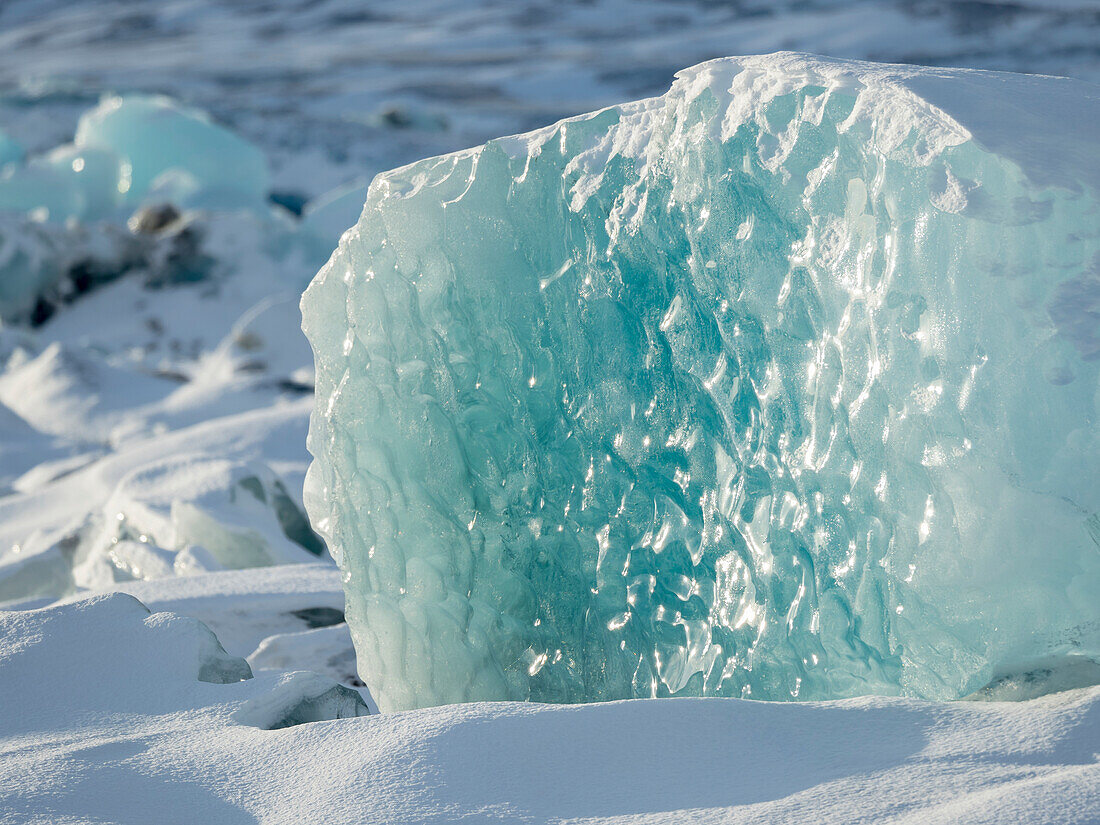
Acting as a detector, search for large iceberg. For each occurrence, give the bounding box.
[301,54,1100,712]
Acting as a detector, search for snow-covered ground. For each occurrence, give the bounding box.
[4,594,1098,824]
[0,2,1098,823]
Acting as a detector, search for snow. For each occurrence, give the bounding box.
[0,0,1096,821]
[0,594,1097,824]
[700,52,1100,193]
[68,563,348,659]
[0,399,315,604]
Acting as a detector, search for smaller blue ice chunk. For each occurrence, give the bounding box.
[0,96,270,224]
[74,95,270,212]
[0,146,124,223]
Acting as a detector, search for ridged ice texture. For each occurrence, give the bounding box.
[302,54,1100,712]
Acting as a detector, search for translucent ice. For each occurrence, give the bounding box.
[0,95,279,320]
[302,54,1100,711]
[75,95,270,213]
[0,146,124,223]
[0,95,269,228]
[0,130,23,169]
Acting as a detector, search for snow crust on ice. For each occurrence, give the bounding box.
[304,53,1100,712]
[569,52,1100,199]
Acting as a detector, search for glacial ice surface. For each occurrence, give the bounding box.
[302,54,1100,711]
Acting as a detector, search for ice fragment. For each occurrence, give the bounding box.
[303,54,1100,711]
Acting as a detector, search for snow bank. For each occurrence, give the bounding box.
[0,592,1096,824]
